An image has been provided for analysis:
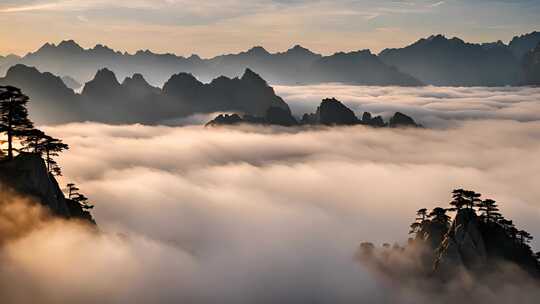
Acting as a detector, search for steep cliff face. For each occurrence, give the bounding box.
[434,209,487,275]
[0,153,95,224]
[434,209,539,278]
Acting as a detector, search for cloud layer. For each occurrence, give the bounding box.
[276,84,540,128]
[2,114,540,302]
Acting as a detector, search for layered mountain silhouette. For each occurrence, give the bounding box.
[509,31,540,59]
[207,97,422,128]
[61,75,82,91]
[379,35,520,86]
[2,31,540,87]
[0,65,81,124]
[0,40,420,86]
[523,42,540,85]
[0,65,289,125]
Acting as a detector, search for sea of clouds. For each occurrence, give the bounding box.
[276,85,540,128]
[1,85,540,303]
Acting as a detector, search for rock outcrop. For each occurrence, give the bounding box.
[389,112,422,128]
[358,190,540,284]
[0,153,95,224]
[434,208,540,278]
[316,98,359,125]
[434,209,487,276]
[206,106,298,127]
[207,97,422,129]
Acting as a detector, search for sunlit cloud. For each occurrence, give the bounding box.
[2,118,536,303]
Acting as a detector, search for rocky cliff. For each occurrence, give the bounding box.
[434,208,540,278]
[0,153,95,224]
[207,97,422,128]
[357,190,540,284]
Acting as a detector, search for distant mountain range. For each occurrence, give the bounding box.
[523,42,540,85]
[0,64,289,125]
[1,31,539,87]
[379,35,520,86]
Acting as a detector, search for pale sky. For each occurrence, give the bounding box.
[0,0,539,57]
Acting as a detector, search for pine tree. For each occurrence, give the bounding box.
[477,199,502,222]
[450,189,467,211]
[429,207,451,227]
[0,86,34,159]
[25,134,69,174]
[73,193,94,210]
[66,183,80,199]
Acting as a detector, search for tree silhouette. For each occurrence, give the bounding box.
[409,208,431,239]
[20,128,47,153]
[0,86,34,160]
[73,193,94,210]
[463,190,482,209]
[449,189,467,211]
[67,183,95,210]
[517,230,533,245]
[66,183,80,199]
[429,207,451,227]
[409,222,422,236]
[416,208,428,221]
[25,134,69,174]
[477,199,502,223]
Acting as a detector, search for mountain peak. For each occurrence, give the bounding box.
[188,54,202,61]
[286,44,316,55]
[81,68,121,96]
[246,46,270,56]
[90,68,120,86]
[57,39,83,51]
[92,44,117,55]
[426,34,447,41]
[122,73,150,87]
[5,64,41,78]
[241,68,266,84]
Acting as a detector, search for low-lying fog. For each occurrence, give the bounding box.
[276,85,540,128]
[1,85,540,303]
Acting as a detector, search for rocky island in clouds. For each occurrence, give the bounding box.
[1,0,540,303]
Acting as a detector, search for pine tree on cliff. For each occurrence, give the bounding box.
[0,86,34,160]
[463,190,482,209]
[429,207,451,227]
[449,189,467,211]
[517,230,533,246]
[477,199,502,222]
[66,183,80,199]
[409,208,429,238]
[20,129,47,153]
[23,133,69,175]
[66,183,95,210]
[73,193,94,210]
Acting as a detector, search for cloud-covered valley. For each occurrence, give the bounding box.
[277,85,540,128]
[1,117,539,303]
[1,84,540,303]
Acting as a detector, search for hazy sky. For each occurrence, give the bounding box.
[1,0,539,57]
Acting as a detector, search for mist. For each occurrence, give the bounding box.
[276,85,540,128]
[1,96,540,302]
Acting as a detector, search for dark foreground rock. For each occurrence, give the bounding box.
[0,153,95,224]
